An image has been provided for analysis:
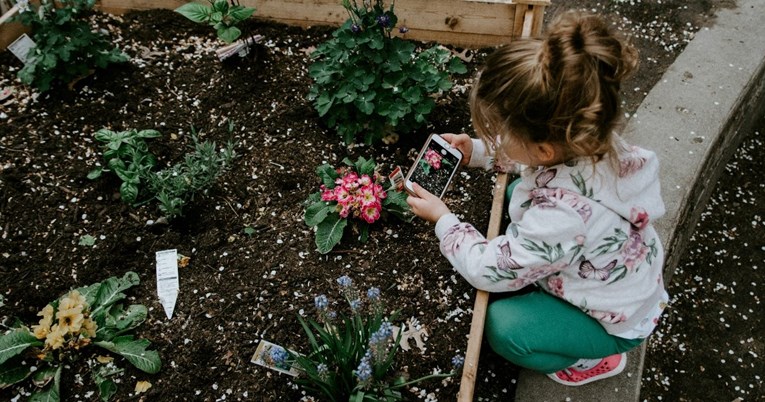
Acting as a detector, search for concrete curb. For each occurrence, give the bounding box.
[515,0,765,400]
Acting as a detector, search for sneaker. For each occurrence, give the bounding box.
[546,353,627,386]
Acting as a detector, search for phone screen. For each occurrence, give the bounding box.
[407,136,461,198]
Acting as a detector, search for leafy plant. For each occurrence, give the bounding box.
[175,0,256,44]
[307,0,467,144]
[13,0,128,92]
[87,128,161,204]
[88,125,236,218]
[147,128,237,217]
[304,156,410,254]
[280,276,461,401]
[0,272,161,401]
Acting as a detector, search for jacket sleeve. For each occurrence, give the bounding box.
[468,139,524,174]
[434,203,587,292]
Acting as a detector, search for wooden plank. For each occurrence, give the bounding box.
[96,0,522,48]
[465,0,550,5]
[457,172,510,402]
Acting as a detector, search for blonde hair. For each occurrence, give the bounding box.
[470,11,638,163]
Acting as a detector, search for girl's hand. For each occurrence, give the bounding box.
[439,133,473,166]
[406,182,451,224]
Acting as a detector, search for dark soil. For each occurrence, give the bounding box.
[0,1,745,401]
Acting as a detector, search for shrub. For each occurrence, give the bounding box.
[0,272,161,401]
[307,0,467,144]
[174,0,256,44]
[304,156,410,253]
[88,125,236,218]
[285,275,461,401]
[13,0,128,92]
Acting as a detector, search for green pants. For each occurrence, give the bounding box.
[488,178,642,373]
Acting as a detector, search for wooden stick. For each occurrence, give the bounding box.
[457,172,509,401]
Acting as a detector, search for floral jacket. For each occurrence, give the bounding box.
[435,138,668,336]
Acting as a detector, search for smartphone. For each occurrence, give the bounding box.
[404,134,463,198]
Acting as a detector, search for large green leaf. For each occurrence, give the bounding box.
[174,3,211,23]
[0,329,41,365]
[304,202,333,227]
[28,366,60,402]
[217,26,241,44]
[315,164,339,187]
[90,272,140,321]
[0,358,34,389]
[228,6,256,22]
[31,366,58,388]
[315,214,347,254]
[95,336,161,374]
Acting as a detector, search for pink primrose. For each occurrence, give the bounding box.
[361,203,382,223]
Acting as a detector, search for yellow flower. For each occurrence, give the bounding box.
[31,304,55,339]
[45,324,66,350]
[81,317,98,338]
[56,305,84,334]
[59,290,88,311]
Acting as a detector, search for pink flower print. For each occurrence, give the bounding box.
[361,202,382,224]
[619,150,647,177]
[506,262,566,289]
[575,235,586,246]
[424,149,442,170]
[441,224,484,256]
[588,309,627,324]
[496,241,522,271]
[530,188,592,223]
[547,275,565,297]
[621,229,649,271]
[629,207,650,230]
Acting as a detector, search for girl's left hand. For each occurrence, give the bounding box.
[406,182,451,224]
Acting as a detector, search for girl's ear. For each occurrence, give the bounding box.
[534,142,559,165]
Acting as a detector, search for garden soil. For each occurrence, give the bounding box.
[1,1,756,401]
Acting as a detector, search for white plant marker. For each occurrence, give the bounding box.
[8,33,36,64]
[155,249,179,319]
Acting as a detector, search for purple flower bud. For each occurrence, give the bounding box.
[452,355,465,369]
[351,23,362,33]
[376,15,390,28]
[399,26,409,34]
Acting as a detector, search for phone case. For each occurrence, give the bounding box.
[405,134,462,198]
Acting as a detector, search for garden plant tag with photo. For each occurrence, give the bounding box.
[155,249,180,319]
[388,165,405,191]
[251,340,300,377]
[8,33,36,64]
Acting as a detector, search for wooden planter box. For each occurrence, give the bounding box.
[2,0,548,50]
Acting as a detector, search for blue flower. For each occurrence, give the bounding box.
[327,310,337,320]
[376,15,390,28]
[355,351,373,382]
[452,354,465,369]
[351,23,362,33]
[336,275,353,288]
[366,287,380,300]
[314,294,329,310]
[349,298,362,311]
[399,26,409,34]
[317,363,328,375]
[371,321,393,343]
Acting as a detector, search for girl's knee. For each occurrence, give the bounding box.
[485,300,529,358]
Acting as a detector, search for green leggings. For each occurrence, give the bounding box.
[487,178,642,373]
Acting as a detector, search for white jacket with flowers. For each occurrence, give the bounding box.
[435,138,668,336]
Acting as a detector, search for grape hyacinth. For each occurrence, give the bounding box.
[452,354,465,369]
[366,287,381,300]
[337,275,353,288]
[355,350,374,382]
[315,294,329,311]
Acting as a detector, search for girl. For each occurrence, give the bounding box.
[406,11,668,386]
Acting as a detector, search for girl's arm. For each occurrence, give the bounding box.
[434,205,587,292]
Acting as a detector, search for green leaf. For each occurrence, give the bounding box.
[0,359,34,389]
[79,235,96,246]
[31,366,58,388]
[90,272,140,321]
[0,329,41,365]
[87,167,103,180]
[174,3,211,23]
[228,6,256,22]
[119,181,138,205]
[315,92,334,117]
[95,336,161,374]
[97,378,117,402]
[107,304,148,332]
[212,0,229,14]
[28,366,60,402]
[217,26,241,44]
[137,129,161,139]
[315,164,339,187]
[448,57,467,74]
[304,202,333,227]
[315,214,347,254]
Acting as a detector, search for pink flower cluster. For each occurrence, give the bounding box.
[321,171,387,224]
[424,149,442,169]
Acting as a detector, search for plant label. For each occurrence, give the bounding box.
[8,33,36,64]
[155,249,180,319]
[388,165,405,191]
[251,340,300,377]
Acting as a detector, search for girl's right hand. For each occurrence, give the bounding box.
[439,133,472,166]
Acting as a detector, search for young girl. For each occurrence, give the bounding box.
[407,11,668,386]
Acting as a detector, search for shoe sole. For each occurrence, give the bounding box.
[546,354,627,387]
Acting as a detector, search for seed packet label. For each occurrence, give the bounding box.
[251,340,300,377]
[155,249,179,319]
[8,34,36,64]
[388,165,405,191]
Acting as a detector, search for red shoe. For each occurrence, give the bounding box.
[546,353,627,386]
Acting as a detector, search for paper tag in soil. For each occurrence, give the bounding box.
[8,34,36,64]
[155,249,179,319]
[251,340,299,377]
[388,165,405,191]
